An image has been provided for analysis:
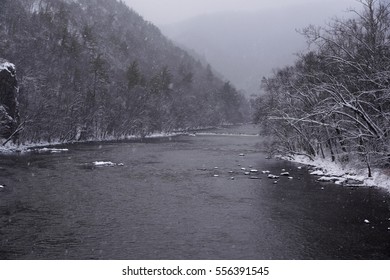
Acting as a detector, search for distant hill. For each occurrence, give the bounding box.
[162,2,357,95]
[0,0,248,143]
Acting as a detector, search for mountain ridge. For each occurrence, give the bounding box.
[0,0,248,143]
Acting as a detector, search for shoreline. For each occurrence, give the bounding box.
[281,155,390,193]
[0,132,185,155]
[0,124,251,155]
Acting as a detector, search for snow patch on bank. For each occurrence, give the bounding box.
[0,139,66,154]
[196,132,259,137]
[283,155,390,192]
[35,148,69,153]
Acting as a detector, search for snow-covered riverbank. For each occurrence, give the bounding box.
[283,155,390,192]
[0,125,257,154]
[0,132,182,154]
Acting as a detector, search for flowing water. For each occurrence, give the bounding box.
[0,125,389,259]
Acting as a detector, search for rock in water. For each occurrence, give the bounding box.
[93,161,116,167]
[0,59,20,141]
[268,174,280,179]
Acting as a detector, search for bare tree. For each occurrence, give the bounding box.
[256,0,390,176]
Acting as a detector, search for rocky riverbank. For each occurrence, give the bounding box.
[283,155,390,192]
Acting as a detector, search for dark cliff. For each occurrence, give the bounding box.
[0,59,20,141]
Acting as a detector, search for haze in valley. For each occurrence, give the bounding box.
[124,0,361,95]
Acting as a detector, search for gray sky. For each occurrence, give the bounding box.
[124,0,360,25]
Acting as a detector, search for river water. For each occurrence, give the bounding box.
[0,125,389,259]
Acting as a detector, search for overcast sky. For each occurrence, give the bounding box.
[124,0,360,25]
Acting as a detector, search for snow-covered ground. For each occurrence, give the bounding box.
[284,155,390,192]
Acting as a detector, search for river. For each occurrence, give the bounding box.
[0,125,389,259]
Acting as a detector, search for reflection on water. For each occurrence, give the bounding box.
[0,125,390,259]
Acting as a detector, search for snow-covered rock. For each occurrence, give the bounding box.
[93,161,116,167]
[317,176,362,186]
[262,170,270,174]
[343,178,364,187]
[280,172,290,176]
[0,60,15,74]
[268,174,280,179]
[317,176,345,183]
[310,170,326,176]
[317,176,338,182]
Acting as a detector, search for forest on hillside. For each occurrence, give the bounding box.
[253,0,390,176]
[0,0,249,144]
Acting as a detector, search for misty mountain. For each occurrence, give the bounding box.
[162,2,354,95]
[0,0,248,143]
